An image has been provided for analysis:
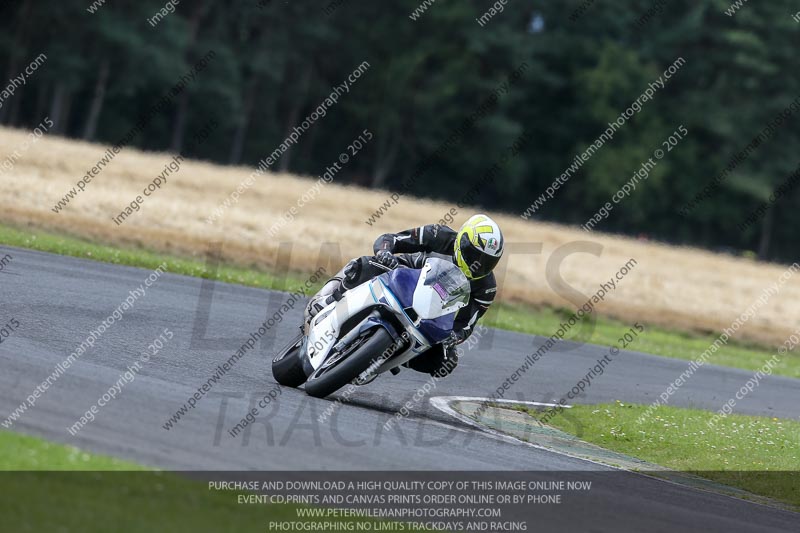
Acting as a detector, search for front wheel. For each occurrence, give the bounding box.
[304,328,395,398]
[272,332,307,387]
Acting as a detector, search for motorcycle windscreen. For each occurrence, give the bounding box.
[412,258,470,319]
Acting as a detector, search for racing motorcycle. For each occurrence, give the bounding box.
[271,257,470,398]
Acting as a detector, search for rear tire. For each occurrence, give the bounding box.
[304,328,394,398]
[271,332,307,388]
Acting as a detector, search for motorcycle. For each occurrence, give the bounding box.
[271,257,470,398]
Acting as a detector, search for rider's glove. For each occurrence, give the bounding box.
[432,330,466,377]
[444,329,467,347]
[433,344,459,377]
[374,249,399,270]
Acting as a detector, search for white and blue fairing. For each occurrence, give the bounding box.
[303,258,470,374]
[378,259,470,344]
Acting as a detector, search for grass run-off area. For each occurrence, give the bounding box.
[0,431,371,532]
[523,402,800,508]
[1,222,797,379]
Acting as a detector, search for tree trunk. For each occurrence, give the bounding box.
[7,86,24,126]
[60,91,74,135]
[82,58,111,141]
[33,82,49,124]
[170,93,189,152]
[0,58,19,125]
[0,0,33,124]
[299,116,320,172]
[229,78,258,164]
[170,0,209,153]
[757,203,774,260]
[49,82,68,134]
[278,64,313,172]
[371,131,401,188]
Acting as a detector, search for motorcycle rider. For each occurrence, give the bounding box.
[304,214,504,377]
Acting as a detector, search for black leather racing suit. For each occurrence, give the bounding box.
[325,224,496,375]
[372,223,497,341]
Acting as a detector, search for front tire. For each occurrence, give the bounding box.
[272,332,307,387]
[304,328,394,398]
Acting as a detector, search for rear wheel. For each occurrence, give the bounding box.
[304,328,394,398]
[271,332,307,387]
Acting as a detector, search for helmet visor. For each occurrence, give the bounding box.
[459,234,501,279]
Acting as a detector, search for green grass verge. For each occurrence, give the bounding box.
[495,302,796,378]
[1,222,796,378]
[0,430,145,471]
[0,431,370,532]
[524,402,800,507]
[0,223,317,292]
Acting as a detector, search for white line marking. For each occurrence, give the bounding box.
[429,396,598,463]
[431,395,571,409]
[429,396,794,513]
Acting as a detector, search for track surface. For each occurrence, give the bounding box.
[1,246,798,531]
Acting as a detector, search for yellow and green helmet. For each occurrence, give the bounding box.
[454,214,504,279]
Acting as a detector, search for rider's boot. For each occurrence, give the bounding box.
[303,258,360,323]
[305,256,374,324]
[304,277,342,323]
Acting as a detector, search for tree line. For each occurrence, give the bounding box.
[1,0,798,261]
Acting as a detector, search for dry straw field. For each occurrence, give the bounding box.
[1,126,797,347]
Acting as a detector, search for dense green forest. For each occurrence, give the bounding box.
[1,0,798,261]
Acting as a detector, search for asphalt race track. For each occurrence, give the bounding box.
[1,246,798,532]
